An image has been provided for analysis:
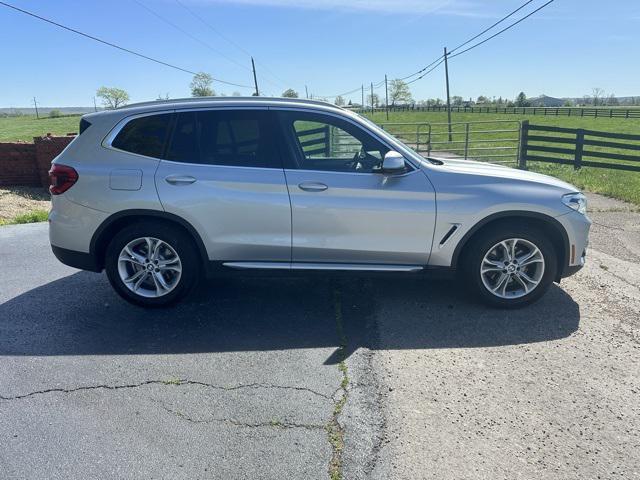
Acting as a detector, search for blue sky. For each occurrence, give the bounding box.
[0,0,639,107]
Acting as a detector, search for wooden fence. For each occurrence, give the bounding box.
[519,121,640,172]
[357,105,640,119]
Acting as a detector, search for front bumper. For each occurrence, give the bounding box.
[556,209,591,280]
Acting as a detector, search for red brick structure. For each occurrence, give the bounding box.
[0,135,75,188]
[0,142,38,186]
[33,135,75,188]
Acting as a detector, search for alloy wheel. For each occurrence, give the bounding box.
[117,237,182,298]
[480,238,545,299]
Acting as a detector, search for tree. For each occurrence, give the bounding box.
[281,88,298,98]
[190,72,214,97]
[367,93,380,108]
[606,94,618,106]
[515,92,529,107]
[476,95,488,104]
[232,91,241,97]
[156,93,170,100]
[96,86,129,109]
[388,79,413,106]
[451,95,464,106]
[591,87,605,106]
[334,95,345,106]
[48,109,62,118]
[563,99,574,107]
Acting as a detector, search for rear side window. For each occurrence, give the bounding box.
[112,113,172,158]
[166,110,279,168]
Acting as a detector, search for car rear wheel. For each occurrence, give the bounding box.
[105,222,200,307]
[463,225,557,308]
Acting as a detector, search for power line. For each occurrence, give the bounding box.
[405,57,446,85]
[450,0,555,59]
[449,0,535,54]
[400,0,539,83]
[132,0,251,73]
[400,55,444,81]
[0,0,252,89]
[401,0,554,86]
[173,0,290,90]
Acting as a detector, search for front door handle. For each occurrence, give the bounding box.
[298,182,328,192]
[165,175,196,186]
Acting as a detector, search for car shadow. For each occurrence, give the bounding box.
[0,271,580,363]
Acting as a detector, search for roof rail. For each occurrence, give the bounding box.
[117,96,341,110]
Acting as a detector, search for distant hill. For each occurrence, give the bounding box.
[528,95,565,107]
[519,94,640,107]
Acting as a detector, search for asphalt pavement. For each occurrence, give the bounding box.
[1,193,638,479]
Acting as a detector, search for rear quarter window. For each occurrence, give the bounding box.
[111,113,172,158]
[79,118,92,135]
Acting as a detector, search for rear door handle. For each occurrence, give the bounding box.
[165,175,196,186]
[298,182,328,192]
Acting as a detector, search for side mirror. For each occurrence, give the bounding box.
[381,151,406,173]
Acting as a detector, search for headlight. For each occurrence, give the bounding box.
[562,192,587,215]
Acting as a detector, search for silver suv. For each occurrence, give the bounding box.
[49,98,590,308]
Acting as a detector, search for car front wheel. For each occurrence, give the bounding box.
[464,226,558,308]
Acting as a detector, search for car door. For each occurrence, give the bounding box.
[276,109,436,266]
[155,108,291,263]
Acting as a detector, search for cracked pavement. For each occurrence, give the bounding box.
[1,193,639,479]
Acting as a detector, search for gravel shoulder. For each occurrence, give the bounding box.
[364,193,640,479]
[0,187,49,222]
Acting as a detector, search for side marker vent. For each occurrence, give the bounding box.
[439,224,460,246]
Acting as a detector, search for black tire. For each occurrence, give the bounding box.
[105,221,201,307]
[461,224,558,308]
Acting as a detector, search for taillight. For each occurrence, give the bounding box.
[49,164,78,195]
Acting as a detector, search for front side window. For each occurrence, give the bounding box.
[279,112,390,173]
[166,110,279,168]
[112,113,172,158]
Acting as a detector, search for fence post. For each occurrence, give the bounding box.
[324,124,330,157]
[464,123,470,160]
[575,129,584,170]
[518,120,529,170]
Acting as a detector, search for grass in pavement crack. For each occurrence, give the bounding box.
[327,288,349,480]
[0,379,332,401]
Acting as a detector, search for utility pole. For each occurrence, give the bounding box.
[361,84,364,112]
[93,96,97,112]
[305,85,309,99]
[444,47,452,142]
[33,97,39,119]
[384,74,389,121]
[370,82,374,115]
[251,57,259,96]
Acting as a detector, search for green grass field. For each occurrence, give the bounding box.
[0,115,80,142]
[364,110,640,205]
[1,110,639,205]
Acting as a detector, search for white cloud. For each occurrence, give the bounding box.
[188,0,483,16]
